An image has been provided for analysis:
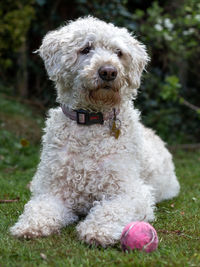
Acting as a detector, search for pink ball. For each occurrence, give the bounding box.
[121,221,158,253]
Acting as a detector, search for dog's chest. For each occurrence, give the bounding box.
[55,123,127,196]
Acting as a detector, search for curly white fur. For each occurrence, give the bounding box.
[10,16,180,246]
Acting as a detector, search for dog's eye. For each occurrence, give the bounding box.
[80,46,91,55]
[116,49,123,58]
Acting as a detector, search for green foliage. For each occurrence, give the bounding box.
[130,0,200,143]
[135,1,200,59]
[0,0,35,70]
[160,76,181,101]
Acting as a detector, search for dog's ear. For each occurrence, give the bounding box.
[127,37,150,90]
[37,27,77,82]
[37,30,63,81]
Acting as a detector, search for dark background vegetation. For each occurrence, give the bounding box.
[0,0,200,144]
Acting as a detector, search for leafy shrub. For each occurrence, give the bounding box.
[131,0,200,143]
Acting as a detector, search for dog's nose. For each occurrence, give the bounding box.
[98,65,117,81]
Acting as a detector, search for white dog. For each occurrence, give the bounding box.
[10,17,180,246]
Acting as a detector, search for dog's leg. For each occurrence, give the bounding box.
[76,180,155,247]
[10,194,78,238]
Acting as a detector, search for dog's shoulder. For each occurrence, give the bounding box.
[44,107,70,129]
[41,107,71,143]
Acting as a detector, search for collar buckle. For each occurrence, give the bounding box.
[76,109,104,125]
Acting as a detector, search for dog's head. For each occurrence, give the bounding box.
[38,17,149,111]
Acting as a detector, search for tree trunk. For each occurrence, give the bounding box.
[17,41,28,98]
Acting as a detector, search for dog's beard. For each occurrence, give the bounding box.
[85,78,121,107]
[87,88,121,107]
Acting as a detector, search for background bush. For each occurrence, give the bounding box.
[0,0,199,144]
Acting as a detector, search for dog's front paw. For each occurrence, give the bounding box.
[10,222,59,239]
[10,225,40,239]
[76,221,119,247]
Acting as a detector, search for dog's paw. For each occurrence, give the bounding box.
[10,226,41,239]
[10,223,59,239]
[76,221,118,247]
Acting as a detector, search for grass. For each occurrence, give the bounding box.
[0,94,200,266]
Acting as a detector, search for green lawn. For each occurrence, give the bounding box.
[0,94,200,266]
